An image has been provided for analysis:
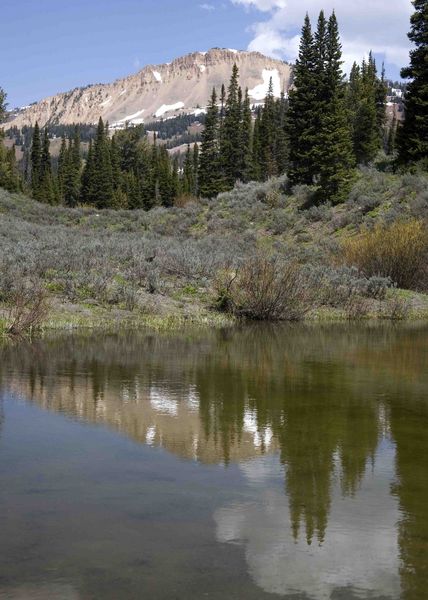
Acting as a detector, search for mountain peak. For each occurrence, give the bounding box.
[8,49,292,129]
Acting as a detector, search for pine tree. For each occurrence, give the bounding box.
[354,56,382,164]
[80,139,94,204]
[30,122,42,199]
[221,64,243,187]
[182,144,195,195]
[38,128,54,204]
[199,88,224,198]
[7,146,22,192]
[63,127,81,207]
[387,115,398,155]
[240,89,254,182]
[0,136,22,193]
[287,14,318,186]
[258,78,278,179]
[251,107,262,181]
[376,62,388,142]
[92,117,114,208]
[316,12,355,202]
[171,156,180,202]
[397,0,428,166]
[158,145,174,207]
[148,134,160,207]
[192,143,199,196]
[122,170,140,209]
[110,135,121,196]
[274,92,289,175]
[314,10,329,98]
[57,134,68,201]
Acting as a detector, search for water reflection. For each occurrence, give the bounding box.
[0,324,427,599]
[215,447,401,599]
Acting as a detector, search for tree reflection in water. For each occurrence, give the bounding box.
[0,323,427,598]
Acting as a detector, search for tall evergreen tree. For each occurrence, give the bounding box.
[287,14,318,186]
[0,138,22,193]
[171,156,180,202]
[251,107,262,181]
[192,143,199,196]
[221,64,243,186]
[80,139,94,204]
[91,117,114,208]
[182,144,195,195]
[274,92,289,174]
[376,62,388,143]
[387,114,398,156]
[30,122,42,199]
[258,78,278,179]
[316,12,355,202]
[109,134,122,206]
[158,145,175,207]
[240,89,254,182]
[397,0,428,166]
[63,127,81,207]
[39,127,55,204]
[349,58,380,164]
[199,88,224,198]
[57,134,68,201]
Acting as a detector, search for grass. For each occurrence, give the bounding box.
[0,166,427,333]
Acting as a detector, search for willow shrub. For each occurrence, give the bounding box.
[215,256,314,321]
[342,219,428,290]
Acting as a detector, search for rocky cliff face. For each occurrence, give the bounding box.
[9,48,292,129]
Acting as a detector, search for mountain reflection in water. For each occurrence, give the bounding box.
[0,324,427,600]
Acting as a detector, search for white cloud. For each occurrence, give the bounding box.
[232,0,413,75]
[200,2,215,9]
[215,444,401,599]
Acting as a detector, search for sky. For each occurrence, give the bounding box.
[1,0,413,108]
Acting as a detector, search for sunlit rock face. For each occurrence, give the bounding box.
[8,49,292,129]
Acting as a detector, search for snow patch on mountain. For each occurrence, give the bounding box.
[8,49,293,129]
[155,102,185,118]
[249,69,281,101]
[122,109,145,121]
[111,108,145,129]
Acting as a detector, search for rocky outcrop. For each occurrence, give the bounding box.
[9,48,292,129]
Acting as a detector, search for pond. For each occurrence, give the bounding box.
[0,324,427,599]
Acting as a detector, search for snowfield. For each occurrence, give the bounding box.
[249,69,282,100]
[155,102,185,118]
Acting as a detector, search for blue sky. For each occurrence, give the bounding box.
[1,0,412,108]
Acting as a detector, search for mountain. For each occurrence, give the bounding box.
[8,48,292,129]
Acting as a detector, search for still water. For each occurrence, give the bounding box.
[0,324,427,600]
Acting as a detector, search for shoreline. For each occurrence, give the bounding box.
[2,290,428,338]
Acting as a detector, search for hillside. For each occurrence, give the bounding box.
[7,49,292,129]
[0,168,427,333]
